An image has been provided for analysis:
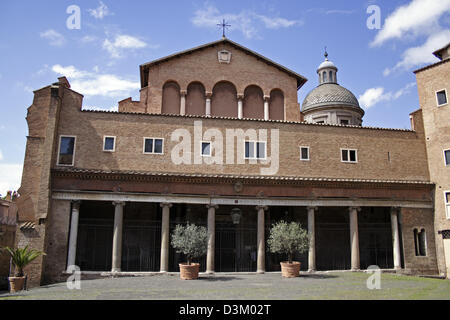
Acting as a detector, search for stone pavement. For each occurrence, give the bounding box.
[1,272,449,300]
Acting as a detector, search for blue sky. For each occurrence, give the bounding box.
[0,0,449,194]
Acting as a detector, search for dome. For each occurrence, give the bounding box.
[302,83,361,112]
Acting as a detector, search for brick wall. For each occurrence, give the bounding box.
[415,59,450,275]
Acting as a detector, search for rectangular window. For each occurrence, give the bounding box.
[103,136,115,152]
[58,136,76,166]
[444,149,450,166]
[201,142,211,156]
[340,119,349,125]
[341,149,357,163]
[445,192,450,219]
[300,146,310,161]
[143,138,163,154]
[436,89,448,106]
[245,141,266,159]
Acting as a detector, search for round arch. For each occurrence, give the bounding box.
[269,89,284,120]
[161,81,180,114]
[243,85,264,119]
[186,81,206,116]
[211,81,238,118]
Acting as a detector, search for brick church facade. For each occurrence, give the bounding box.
[14,38,449,287]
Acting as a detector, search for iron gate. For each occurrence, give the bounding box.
[215,223,257,272]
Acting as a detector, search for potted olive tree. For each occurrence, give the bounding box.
[267,221,309,278]
[2,245,46,292]
[171,223,208,280]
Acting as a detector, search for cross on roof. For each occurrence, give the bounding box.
[217,19,231,38]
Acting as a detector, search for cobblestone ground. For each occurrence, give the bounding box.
[0,272,449,300]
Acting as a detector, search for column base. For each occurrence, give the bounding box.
[256,270,265,274]
[307,269,316,273]
[111,268,121,273]
[350,268,360,272]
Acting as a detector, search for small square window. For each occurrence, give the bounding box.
[340,119,349,125]
[201,142,211,156]
[245,141,266,159]
[341,149,357,163]
[58,136,76,166]
[444,149,450,166]
[300,147,309,161]
[437,90,448,106]
[103,136,115,152]
[144,138,163,154]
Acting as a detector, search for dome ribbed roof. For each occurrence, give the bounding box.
[302,83,361,112]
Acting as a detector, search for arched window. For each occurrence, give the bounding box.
[323,71,327,82]
[211,81,238,117]
[161,81,180,114]
[329,71,333,82]
[414,228,427,256]
[269,89,284,120]
[186,82,205,116]
[243,85,264,119]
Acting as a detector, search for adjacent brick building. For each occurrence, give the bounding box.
[13,38,448,287]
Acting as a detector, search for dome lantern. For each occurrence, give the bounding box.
[317,48,338,85]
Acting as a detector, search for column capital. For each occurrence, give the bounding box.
[307,206,318,212]
[205,91,213,98]
[255,205,268,212]
[390,207,401,214]
[160,202,173,209]
[349,206,361,213]
[71,200,81,210]
[180,89,187,96]
[206,204,219,210]
[264,95,270,102]
[237,93,244,100]
[112,201,125,207]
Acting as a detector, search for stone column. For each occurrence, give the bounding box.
[205,92,212,116]
[256,206,268,273]
[264,96,270,120]
[307,206,318,272]
[391,207,402,270]
[67,200,80,272]
[112,201,125,272]
[206,204,218,274]
[349,206,361,271]
[180,90,187,115]
[237,94,244,119]
[160,202,172,272]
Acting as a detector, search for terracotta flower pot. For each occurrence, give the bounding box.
[280,262,301,278]
[8,277,25,293]
[179,263,200,280]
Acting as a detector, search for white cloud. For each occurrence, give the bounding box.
[40,29,66,47]
[191,5,302,39]
[371,0,450,47]
[81,35,97,43]
[88,1,111,19]
[0,149,3,161]
[0,163,23,195]
[51,64,140,98]
[82,105,118,112]
[359,82,416,109]
[383,29,450,75]
[102,34,150,58]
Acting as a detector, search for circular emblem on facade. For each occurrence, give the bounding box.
[233,181,243,193]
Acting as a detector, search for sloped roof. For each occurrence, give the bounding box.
[139,37,307,89]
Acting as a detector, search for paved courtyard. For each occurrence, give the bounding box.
[1,272,449,300]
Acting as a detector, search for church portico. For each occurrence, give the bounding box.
[57,188,432,278]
